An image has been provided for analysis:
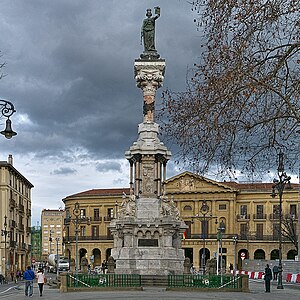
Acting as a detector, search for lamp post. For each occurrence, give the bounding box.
[1,215,10,282]
[192,200,218,275]
[72,202,81,277]
[69,202,91,277]
[217,221,226,284]
[271,151,291,290]
[0,99,17,139]
[55,237,60,279]
[232,235,238,276]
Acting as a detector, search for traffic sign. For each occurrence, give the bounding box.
[240,252,246,260]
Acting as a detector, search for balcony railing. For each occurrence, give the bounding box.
[10,241,16,248]
[269,213,280,220]
[91,216,102,222]
[63,235,113,242]
[26,209,31,216]
[9,198,16,207]
[253,214,267,220]
[236,214,250,220]
[26,227,32,233]
[104,216,114,222]
[18,204,25,213]
[19,224,25,231]
[9,219,16,228]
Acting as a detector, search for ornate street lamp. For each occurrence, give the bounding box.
[0,99,17,139]
[271,151,291,290]
[217,220,226,283]
[232,235,238,276]
[1,215,10,281]
[55,237,60,280]
[192,200,218,274]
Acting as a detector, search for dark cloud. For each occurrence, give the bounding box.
[0,0,200,224]
[51,167,77,175]
[95,161,122,173]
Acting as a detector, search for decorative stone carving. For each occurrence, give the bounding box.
[160,194,180,220]
[118,192,136,217]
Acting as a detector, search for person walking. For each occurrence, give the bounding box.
[273,265,279,281]
[23,266,35,297]
[36,268,46,297]
[264,264,273,292]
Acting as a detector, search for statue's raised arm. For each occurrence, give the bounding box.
[140,7,160,59]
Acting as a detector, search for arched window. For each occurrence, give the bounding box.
[254,249,265,260]
[183,205,192,211]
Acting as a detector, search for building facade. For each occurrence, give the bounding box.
[0,155,34,277]
[62,171,299,271]
[41,209,65,261]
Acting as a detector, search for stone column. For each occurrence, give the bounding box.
[134,60,165,123]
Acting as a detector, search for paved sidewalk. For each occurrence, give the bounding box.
[1,279,299,299]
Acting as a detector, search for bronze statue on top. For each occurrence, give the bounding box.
[140,7,160,59]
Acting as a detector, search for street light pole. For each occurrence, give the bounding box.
[217,221,226,284]
[55,237,60,279]
[232,235,238,276]
[271,151,291,290]
[1,215,10,282]
[72,202,81,277]
[192,200,218,275]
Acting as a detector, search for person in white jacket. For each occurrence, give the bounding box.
[36,268,46,297]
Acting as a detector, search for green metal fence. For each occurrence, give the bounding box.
[168,274,243,289]
[67,273,141,288]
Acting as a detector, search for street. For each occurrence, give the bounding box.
[0,280,299,300]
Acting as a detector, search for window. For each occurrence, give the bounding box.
[240,224,248,239]
[80,209,86,218]
[240,205,247,217]
[219,204,227,210]
[185,221,192,239]
[107,208,114,218]
[92,226,99,237]
[273,205,280,219]
[94,208,100,220]
[256,224,263,239]
[273,223,280,239]
[80,226,86,236]
[201,220,208,238]
[290,204,297,218]
[256,205,264,219]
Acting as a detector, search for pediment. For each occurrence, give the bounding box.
[165,171,236,194]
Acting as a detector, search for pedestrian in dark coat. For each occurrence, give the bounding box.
[264,264,272,292]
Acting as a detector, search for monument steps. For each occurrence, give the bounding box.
[141,275,169,287]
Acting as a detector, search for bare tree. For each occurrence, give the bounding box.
[281,214,298,252]
[160,0,300,176]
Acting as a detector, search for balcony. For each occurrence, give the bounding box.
[9,198,16,208]
[285,213,298,220]
[18,204,25,213]
[10,241,16,248]
[19,224,25,231]
[26,209,31,216]
[64,218,71,225]
[92,216,102,222]
[269,213,280,220]
[9,219,16,228]
[26,227,31,233]
[253,214,267,220]
[104,216,114,222]
[63,235,113,242]
[21,242,26,249]
[236,214,250,221]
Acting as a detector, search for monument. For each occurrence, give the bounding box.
[110,8,187,275]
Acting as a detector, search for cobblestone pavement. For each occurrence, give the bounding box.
[0,280,299,299]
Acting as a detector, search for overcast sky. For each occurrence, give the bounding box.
[0,0,202,225]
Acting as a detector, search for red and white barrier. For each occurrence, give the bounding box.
[286,273,300,283]
[233,270,300,283]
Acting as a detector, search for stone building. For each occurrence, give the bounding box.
[0,155,34,277]
[41,209,65,261]
[62,171,299,272]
